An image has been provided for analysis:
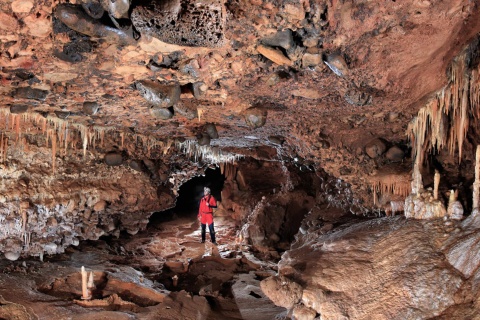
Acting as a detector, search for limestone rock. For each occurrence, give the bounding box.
[173,101,197,120]
[55,4,135,46]
[4,251,21,261]
[244,108,267,129]
[192,82,207,98]
[345,87,372,106]
[302,53,322,67]
[0,13,19,32]
[273,217,464,319]
[23,12,51,38]
[105,152,123,166]
[100,0,130,19]
[385,146,405,162]
[260,275,303,308]
[324,52,348,77]
[13,87,48,101]
[150,106,174,120]
[136,80,180,108]
[93,200,107,211]
[365,138,387,158]
[257,44,293,66]
[232,272,285,319]
[261,29,294,50]
[131,0,225,47]
[11,0,34,13]
[292,304,317,320]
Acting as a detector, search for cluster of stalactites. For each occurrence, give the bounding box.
[0,108,241,173]
[407,49,480,165]
[176,139,243,164]
[371,175,411,206]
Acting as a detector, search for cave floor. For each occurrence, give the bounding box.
[0,211,286,320]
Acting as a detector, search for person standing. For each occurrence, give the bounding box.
[198,187,217,244]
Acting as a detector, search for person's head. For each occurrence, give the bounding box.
[204,187,211,196]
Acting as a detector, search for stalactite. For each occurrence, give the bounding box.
[408,49,480,165]
[51,130,57,174]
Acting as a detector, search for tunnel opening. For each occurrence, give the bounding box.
[149,166,225,225]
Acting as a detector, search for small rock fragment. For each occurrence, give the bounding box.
[10,104,29,114]
[136,80,180,108]
[345,88,372,106]
[268,135,284,145]
[105,152,123,166]
[261,29,294,50]
[4,251,21,261]
[302,53,322,67]
[11,0,34,13]
[55,4,136,46]
[257,44,293,66]
[245,107,267,128]
[93,200,107,211]
[173,101,197,120]
[13,87,49,101]
[365,138,387,158]
[192,82,207,98]
[150,106,174,120]
[324,52,348,77]
[100,0,130,19]
[55,111,70,119]
[385,146,405,162]
[83,101,99,115]
[0,13,19,31]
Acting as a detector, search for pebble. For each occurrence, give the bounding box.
[244,107,267,128]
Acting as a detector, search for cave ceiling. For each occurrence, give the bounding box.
[1,0,480,209]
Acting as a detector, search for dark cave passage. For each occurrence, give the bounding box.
[149,167,225,225]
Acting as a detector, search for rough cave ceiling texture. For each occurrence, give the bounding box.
[2,0,480,258]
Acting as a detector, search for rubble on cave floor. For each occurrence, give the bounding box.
[0,211,286,320]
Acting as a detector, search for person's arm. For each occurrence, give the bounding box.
[209,196,217,208]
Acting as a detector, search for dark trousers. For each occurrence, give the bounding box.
[201,223,216,243]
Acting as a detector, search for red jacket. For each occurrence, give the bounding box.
[198,195,217,224]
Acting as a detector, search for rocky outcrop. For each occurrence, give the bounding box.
[262,214,480,319]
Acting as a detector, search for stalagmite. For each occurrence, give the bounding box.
[447,189,464,220]
[87,271,95,298]
[434,170,440,200]
[473,145,480,210]
[81,266,90,300]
